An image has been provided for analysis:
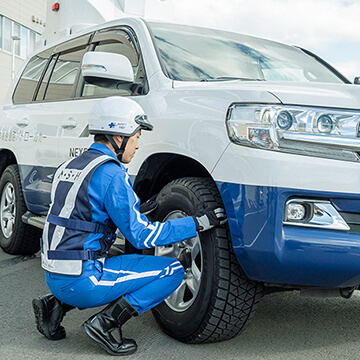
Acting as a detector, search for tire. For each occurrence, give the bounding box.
[148,177,263,343]
[0,165,41,255]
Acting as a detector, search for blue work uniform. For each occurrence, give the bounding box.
[41,143,197,313]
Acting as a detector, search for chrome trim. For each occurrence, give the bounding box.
[284,199,350,231]
[280,131,360,150]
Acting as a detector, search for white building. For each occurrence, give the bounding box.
[0,0,46,104]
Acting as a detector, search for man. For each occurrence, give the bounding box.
[32,96,226,356]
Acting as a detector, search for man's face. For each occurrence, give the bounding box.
[118,130,141,164]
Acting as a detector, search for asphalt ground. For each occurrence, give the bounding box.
[1,248,360,360]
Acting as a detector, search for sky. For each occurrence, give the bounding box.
[151,0,360,82]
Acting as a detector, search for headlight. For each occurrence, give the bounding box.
[316,114,335,134]
[226,104,360,162]
[277,110,293,130]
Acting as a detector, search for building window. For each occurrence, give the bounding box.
[29,31,36,54]
[0,17,2,50]
[0,15,41,58]
[20,26,29,58]
[3,17,12,52]
[13,22,21,56]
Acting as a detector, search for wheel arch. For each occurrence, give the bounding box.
[133,153,213,202]
[0,149,17,177]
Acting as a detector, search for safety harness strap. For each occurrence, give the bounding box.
[47,214,107,233]
[47,249,100,261]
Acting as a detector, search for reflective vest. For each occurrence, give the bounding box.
[41,150,118,276]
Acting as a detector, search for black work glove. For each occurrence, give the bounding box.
[192,207,227,232]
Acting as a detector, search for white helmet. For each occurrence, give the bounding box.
[89,96,153,137]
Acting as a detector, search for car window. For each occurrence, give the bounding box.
[79,28,146,97]
[35,56,57,101]
[38,47,88,101]
[12,55,48,104]
[149,22,345,84]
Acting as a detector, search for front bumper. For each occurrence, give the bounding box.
[216,182,360,288]
[213,144,360,288]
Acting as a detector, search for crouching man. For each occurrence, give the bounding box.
[33,96,226,356]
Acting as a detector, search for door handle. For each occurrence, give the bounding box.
[16,118,29,127]
[61,118,77,129]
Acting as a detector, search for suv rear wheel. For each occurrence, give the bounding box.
[0,165,41,255]
[147,177,263,343]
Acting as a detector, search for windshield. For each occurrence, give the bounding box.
[148,22,345,84]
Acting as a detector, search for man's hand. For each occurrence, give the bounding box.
[192,207,227,232]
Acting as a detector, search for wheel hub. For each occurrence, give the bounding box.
[178,248,191,270]
[1,182,16,239]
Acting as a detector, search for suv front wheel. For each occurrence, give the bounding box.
[0,165,41,255]
[147,177,263,343]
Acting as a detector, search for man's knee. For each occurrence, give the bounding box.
[164,259,184,276]
[162,259,184,288]
[173,260,185,278]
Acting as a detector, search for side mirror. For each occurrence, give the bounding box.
[81,51,134,89]
[354,77,360,85]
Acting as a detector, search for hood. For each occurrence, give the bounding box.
[260,82,360,110]
[173,80,360,111]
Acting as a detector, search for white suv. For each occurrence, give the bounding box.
[1,18,360,343]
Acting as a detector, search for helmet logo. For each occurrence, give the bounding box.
[108,122,126,129]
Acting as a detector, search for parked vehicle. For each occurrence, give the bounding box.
[1,15,360,343]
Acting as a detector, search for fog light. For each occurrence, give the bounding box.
[286,203,306,221]
[284,199,350,231]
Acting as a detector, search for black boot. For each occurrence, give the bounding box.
[32,294,74,340]
[82,296,138,356]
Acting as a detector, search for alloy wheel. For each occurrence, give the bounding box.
[1,182,16,239]
[155,210,203,312]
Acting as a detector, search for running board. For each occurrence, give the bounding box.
[22,211,46,229]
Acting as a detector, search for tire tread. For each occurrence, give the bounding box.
[160,177,263,344]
